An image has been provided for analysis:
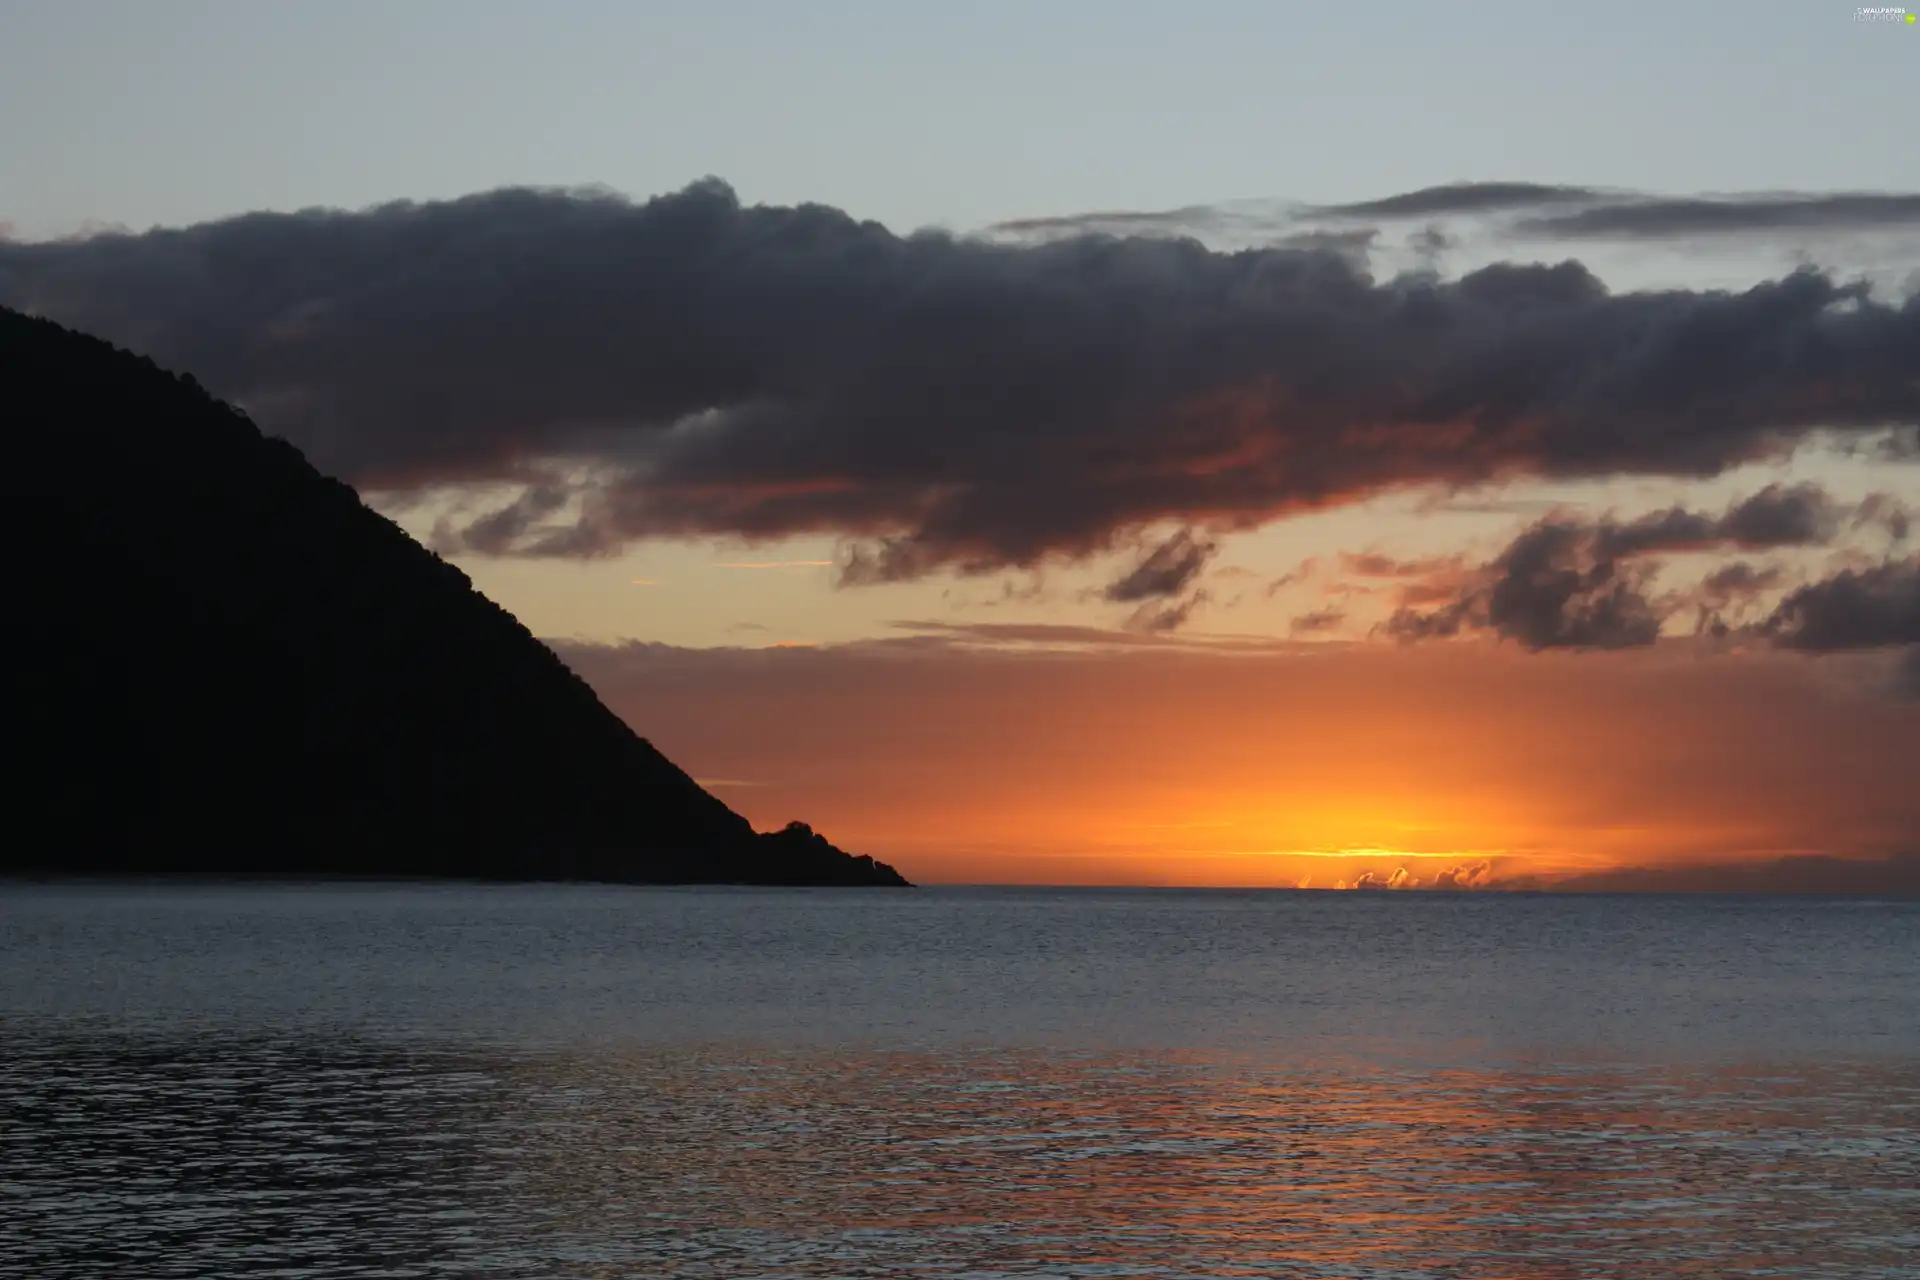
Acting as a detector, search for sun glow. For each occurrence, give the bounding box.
[571,638,1920,890]
[1241,847,1499,860]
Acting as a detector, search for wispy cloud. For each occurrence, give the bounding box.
[1289,608,1347,635]
[715,560,834,569]
[885,618,1309,653]
[1340,552,1462,579]
[1309,181,1609,219]
[1517,192,1920,239]
[1102,529,1216,602]
[992,180,1920,251]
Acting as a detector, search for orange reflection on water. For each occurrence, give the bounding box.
[501,1049,1920,1277]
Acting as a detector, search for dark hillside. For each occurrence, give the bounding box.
[2,308,905,885]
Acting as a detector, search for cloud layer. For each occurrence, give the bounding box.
[1381,484,1918,680]
[5,179,1918,584]
[1014,181,1920,244]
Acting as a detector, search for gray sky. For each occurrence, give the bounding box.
[3,0,1915,239]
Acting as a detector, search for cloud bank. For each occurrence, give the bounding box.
[4,179,1917,587]
[1378,485,1917,681]
[1010,180,1920,245]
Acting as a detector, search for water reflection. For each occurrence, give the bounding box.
[5,1031,1916,1278]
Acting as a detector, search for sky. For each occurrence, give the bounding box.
[3,0,1918,889]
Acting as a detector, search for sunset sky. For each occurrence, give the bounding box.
[3,0,1917,889]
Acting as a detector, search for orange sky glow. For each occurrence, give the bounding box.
[561,637,1920,890]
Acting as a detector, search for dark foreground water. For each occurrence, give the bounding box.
[2,886,1916,1279]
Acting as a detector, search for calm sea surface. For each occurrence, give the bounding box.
[2,885,1916,1279]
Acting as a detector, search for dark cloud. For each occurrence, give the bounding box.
[1477,520,1665,650]
[1341,551,1459,578]
[1700,560,1786,601]
[1549,483,1842,564]
[1517,193,1920,239]
[1289,608,1345,635]
[5,180,1919,583]
[428,480,574,557]
[1713,482,1843,547]
[1124,591,1209,634]
[1385,486,1887,651]
[1853,492,1914,542]
[987,204,1229,237]
[1102,529,1218,602]
[1765,558,1920,652]
[1313,182,1920,242]
[1311,182,1606,219]
[988,203,1340,250]
[1382,597,1479,642]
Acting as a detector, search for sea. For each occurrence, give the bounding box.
[2,884,1916,1279]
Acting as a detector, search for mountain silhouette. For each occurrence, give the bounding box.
[2,307,906,886]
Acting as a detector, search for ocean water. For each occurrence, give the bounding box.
[2,885,1916,1279]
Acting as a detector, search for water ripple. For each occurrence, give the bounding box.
[4,1033,1917,1278]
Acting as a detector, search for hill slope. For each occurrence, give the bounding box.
[2,308,906,886]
